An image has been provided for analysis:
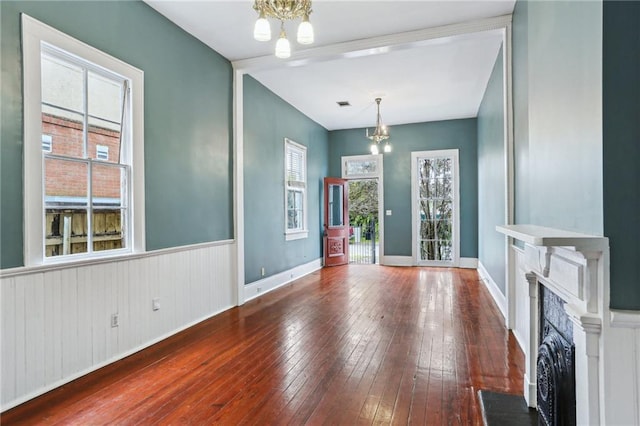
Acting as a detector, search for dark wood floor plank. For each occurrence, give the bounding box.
[2,265,525,425]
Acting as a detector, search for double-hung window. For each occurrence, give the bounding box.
[22,15,145,265]
[284,138,308,240]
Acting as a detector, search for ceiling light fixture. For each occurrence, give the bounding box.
[253,0,314,58]
[366,98,391,154]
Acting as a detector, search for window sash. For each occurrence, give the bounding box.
[286,188,305,231]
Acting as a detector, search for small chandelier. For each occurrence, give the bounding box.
[366,98,391,154]
[253,0,314,59]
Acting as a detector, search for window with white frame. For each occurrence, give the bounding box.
[41,134,52,152]
[96,145,109,161]
[341,154,381,179]
[22,15,145,264]
[284,138,308,240]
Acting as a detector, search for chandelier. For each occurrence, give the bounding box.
[253,0,314,59]
[366,98,391,154]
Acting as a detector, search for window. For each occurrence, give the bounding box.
[411,149,460,267]
[41,134,52,152]
[96,145,109,161]
[341,154,381,179]
[22,15,145,265]
[284,138,308,240]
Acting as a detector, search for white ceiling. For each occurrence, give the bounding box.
[144,1,515,130]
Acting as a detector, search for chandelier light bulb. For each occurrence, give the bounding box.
[297,14,314,45]
[370,143,379,155]
[384,142,392,153]
[253,11,271,41]
[251,0,314,57]
[275,27,291,59]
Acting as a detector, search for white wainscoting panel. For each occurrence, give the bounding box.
[607,309,640,425]
[1,241,236,411]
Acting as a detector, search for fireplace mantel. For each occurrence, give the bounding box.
[496,224,607,251]
[497,224,610,425]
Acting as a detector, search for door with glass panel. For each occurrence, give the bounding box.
[411,150,459,266]
[323,177,349,266]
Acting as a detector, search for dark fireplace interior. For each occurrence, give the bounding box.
[537,285,576,426]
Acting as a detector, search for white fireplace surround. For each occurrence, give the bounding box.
[497,225,640,426]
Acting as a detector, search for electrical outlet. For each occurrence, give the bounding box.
[261,267,265,277]
[257,287,262,293]
[152,298,160,311]
[111,313,119,328]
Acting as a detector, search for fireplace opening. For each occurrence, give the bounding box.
[537,285,576,426]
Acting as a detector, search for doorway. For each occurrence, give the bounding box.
[411,149,460,267]
[341,154,383,265]
[348,179,379,264]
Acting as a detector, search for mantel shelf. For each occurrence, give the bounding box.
[496,224,608,251]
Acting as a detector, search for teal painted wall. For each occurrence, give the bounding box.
[519,0,603,234]
[603,1,640,310]
[477,46,506,294]
[328,119,478,258]
[513,0,640,309]
[0,1,233,268]
[243,76,329,284]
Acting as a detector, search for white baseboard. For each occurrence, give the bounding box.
[244,258,322,302]
[524,373,537,408]
[380,255,413,266]
[512,329,526,355]
[459,257,478,269]
[380,256,477,268]
[477,261,507,320]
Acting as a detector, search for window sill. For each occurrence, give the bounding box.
[285,230,308,241]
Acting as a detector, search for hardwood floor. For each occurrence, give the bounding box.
[2,265,524,425]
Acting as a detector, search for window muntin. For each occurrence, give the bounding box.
[22,14,145,265]
[284,138,308,240]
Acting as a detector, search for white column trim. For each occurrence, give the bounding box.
[565,303,602,425]
[503,19,516,330]
[233,68,245,306]
[524,272,538,407]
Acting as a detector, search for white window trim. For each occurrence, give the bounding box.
[410,149,460,267]
[22,14,145,266]
[284,138,308,241]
